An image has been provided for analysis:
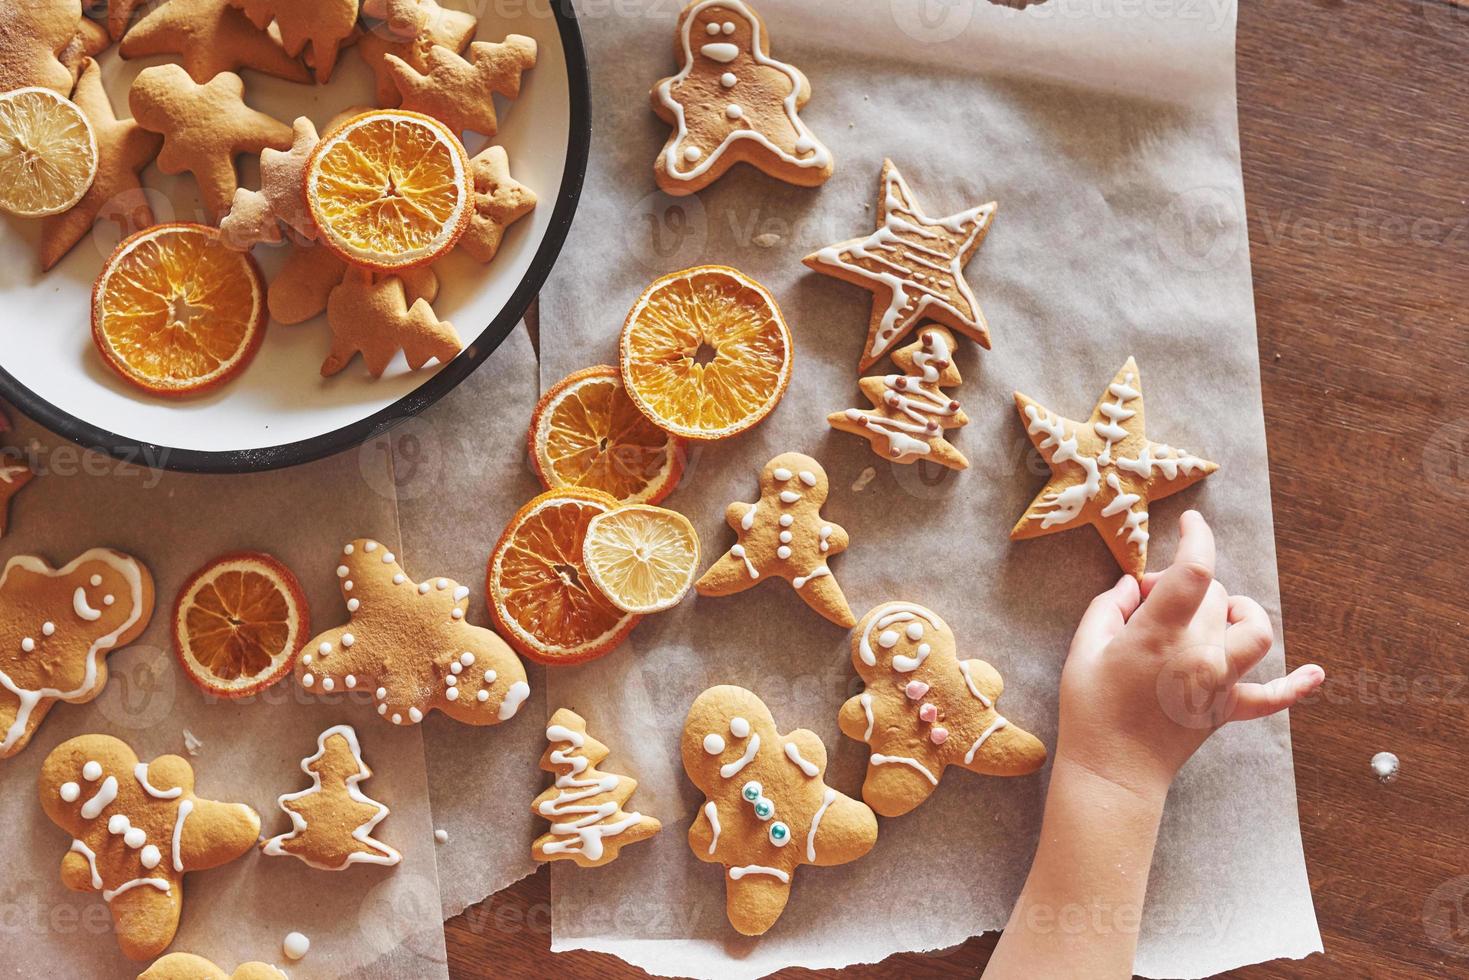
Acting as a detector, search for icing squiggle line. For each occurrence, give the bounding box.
[783,741,818,777]
[806,786,836,863]
[859,692,875,740]
[704,801,720,855]
[720,733,759,779]
[964,716,1009,765]
[134,763,182,800]
[102,877,170,903]
[728,864,790,883]
[858,603,945,667]
[870,752,938,786]
[956,661,994,709]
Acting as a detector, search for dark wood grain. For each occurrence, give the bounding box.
[446,1,1469,975]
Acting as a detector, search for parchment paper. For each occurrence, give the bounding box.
[0,409,448,979]
[396,323,550,919]
[535,0,1323,977]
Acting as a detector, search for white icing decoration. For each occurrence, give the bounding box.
[729,716,750,738]
[42,622,54,636]
[728,864,789,883]
[957,660,994,709]
[103,877,169,903]
[700,41,739,62]
[80,776,117,819]
[499,680,531,720]
[703,733,726,755]
[720,71,736,87]
[778,490,800,504]
[792,566,829,589]
[460,652,475,666]
[806,786,836,862]
[59,782,80,803]
[538,723,643,861]
[134,763,182,800]
[783,741,818,777]
[363,541,377,552]
[83,760,102,781]
[725,104,742,120]
[720,733,759,779]
[798,470,817,486]
[73,587,102,621]
[859,603,945,667]
[859,692,874,740]
[171,799,193,872]
[341,633,354,647]
[140,844,161,869]
[964,716,1009,764]
[870,753,938,786]
[703,800,721,855]
[284,932,311,960]
[70,839,102,889]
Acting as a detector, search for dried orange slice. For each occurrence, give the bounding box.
[173,552,309,698]
[582,504,700,614]
[619,265,793,441]
[487,488,639,665]
[0,87,97,217]
[92,223,266,397]
[305,109,472,271]
[529,365,687,505]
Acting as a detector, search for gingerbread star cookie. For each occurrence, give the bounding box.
[695,452,854,627]
[129,65,295,220]
[532,708,661,867]
[40,734,261,961]
[141,953,287,980]
[0,0,81,96]
[805,159,996,371]
[262,724,401,870]
[651,0,832,196]
[295,539,530,727]
[1013,357,1218,577]
[322,270,461,377]
[385,34,537,137]
[358,0,478,106]
[219,115,319,250]
[838,602,1047,818]
[684,685,878,935]
[0,548,154,759]
[228,0,357,82]
[459,145,537,264]
[120,0,311,84]
[829,325,970,470]
[41,58,164,271]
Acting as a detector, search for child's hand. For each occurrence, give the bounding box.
[1056,510,1324,799]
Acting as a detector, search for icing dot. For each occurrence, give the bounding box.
[798,470,817,486]
[103,595,115,606]
[730,716,750,738]
[108,815,129,834]
[343,544,354,555]
[347,598,360,612]
[905,623,924,640]
[21,637,34,652]
[773,467,792,481]
[59,782,80,803]
[391,713,402,725]
[703,733,726,755]
[878,629,900,649]
[283,932,310,960]
[364,541,377,552]
[720,71,736,87]
[754,799,774,820]
[378,703,387,715]
[446,674,458,687]
[460,652,475,666]
[318,642,332,655]
[722,20,735,33]
[769,821,790,845]
[124,827,147,849]
[343,581,353,592]
[450,661,463,675]
[337,565,349,578]
[705,20,720,34]
[779,490,800,503]
[393,574,406,585]
[726,104,742,120]
[322,678,335,692]
[140,845,161,869]
[451,608,463,619]
[483,670,497,684]
[446,687,459,701]
[341,633,354,647]
[382,552,395,563]
[302,654,312,666]
[683,146,702,162]
[302,674,314,688]
[477,690,490,702]
[345,675,357,689]
[776,546,791,559]
[89,575,102,587]
[83,761,102,781]
[434,829,449,844]
[376,687,387,700]
[779,514,793,527]
[419,583,431,594]
[741,780,762,801]
[409,708,423,723]
[778,531,792,543]
[42,622,54,636]
[437,578,448,590]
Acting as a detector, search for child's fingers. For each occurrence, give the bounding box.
[1224,595,1274,679]
[1227,664,1325,722]
[1138,571,1164,599]
[1070,574,1141,654]
[1136,511,1216,629]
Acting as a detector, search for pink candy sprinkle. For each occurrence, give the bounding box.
[905,681,929,701]
[930,727,949,745]
[918,703,938,723]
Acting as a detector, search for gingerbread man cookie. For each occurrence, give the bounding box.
[651,0,833,196]
[684,686,877,935]
[805,159,996,371]
[141,953,286,980]
[129,65,295,220]
[119,0,312,84]
[0,0,82,96]
[296,539,530,728]
[40,734,261,960]
[384,34,537,138]
[0,548,154,759]
[262,724,401,870]
[532,708,661,867]
[695,452,854,627]
[829,325,970,469]
[838,602,1047,818]
[1013,357,1218,577]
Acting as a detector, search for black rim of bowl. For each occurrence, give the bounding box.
[0,3,592,475]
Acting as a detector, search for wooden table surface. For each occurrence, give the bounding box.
[446,2,1469,976]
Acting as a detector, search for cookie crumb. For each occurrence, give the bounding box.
[434,828,449,843]
[283,931,310,960]
[752,232,782,248]
[851,467,877,492]
[182,729,203,755]
[1371,751,1399,783]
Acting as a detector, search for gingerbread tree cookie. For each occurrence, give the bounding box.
[295,539,530,728]
[1013,357,1218,577]
[322,270,462,378]
[358,0,478,107]
[0,548,154,759]
[650,0,833,196]
[141,953,286,980]
[532,708,661,867]
[829,325,970,469]
[40,734,261,961]
[838,602,1047,818]
[695,452,854,627]
[385,34,537,137]
[119,0,311,84]
[683,686,877,935]
[220,115,319,250]
[262,724,401,870]
[129,65,295,220]
[804,159,996,371]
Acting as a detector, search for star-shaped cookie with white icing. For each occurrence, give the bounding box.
[804,159,995,371]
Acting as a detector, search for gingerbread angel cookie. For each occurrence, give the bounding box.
[532,708,661,867]
[651,0,833,196]
[262,724,401,870]
[296,539,530,727]
[1013,357,1218,577]
[0,548,154,759]
[695,453,854,627]
[829,325,970,469]
[805,159,996,371]
[838,602,1047,817]
[141,953,286,980]
[40,734,261,960]
[684,686,877,935]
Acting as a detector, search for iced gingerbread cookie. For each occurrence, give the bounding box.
[140,953,286,980]
[0,548,154,759]
[40,734,261,961]
[651,0,832,196]
[296,539,530,728]
[683,686,877,935]
[1013,357,1218,577]
[829,325,970,469]
[805,159,996,371]
[532,708,661,867]
[262,724,401,870]
[838,602,1047,817]
[695,453,854,628]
